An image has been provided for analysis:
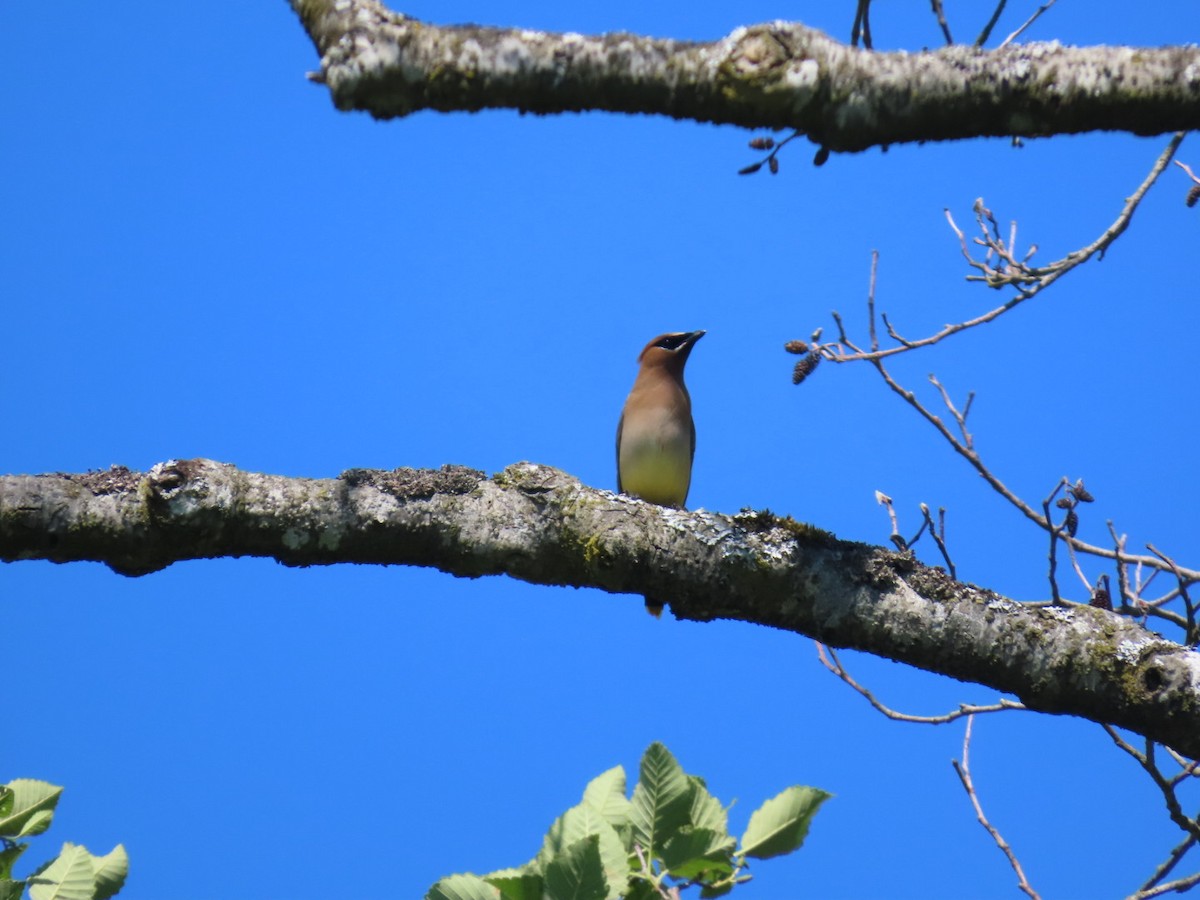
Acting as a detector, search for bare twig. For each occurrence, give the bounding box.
[1102,726,1200,842]
[920,503,956,579]
[1130,869,1200,900]
[975,0,1008,46]
[1177,160,1200,185]
[928,375,975,450]
[817,644,1024,722]
[823,133,1183,365]
[1132,834,1200,899]
[999,0,1060,50]
[1042,479,1069,606]
[929,0,954,45]
[843,349,1200,585]
[1147,544,1198,645]
[953,716,1041,899]
[851,0,873,49]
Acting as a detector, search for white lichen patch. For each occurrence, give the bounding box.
[318,526,345,551]
[780,58,820,112]
[1116,635,1160,664]
[282,527,311,550]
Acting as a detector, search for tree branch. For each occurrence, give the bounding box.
[5,458,1200,756]
[288,0,1200,153]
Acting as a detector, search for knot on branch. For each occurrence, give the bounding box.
[722,25,822,114]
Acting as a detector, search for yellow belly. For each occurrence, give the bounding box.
[619,440,691,507]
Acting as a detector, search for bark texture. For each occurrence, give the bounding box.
[4,458,1200,756]
[289,0,1200,152]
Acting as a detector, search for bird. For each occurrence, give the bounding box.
[616,330,705,509]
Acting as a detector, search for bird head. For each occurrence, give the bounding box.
[637,330,706,371]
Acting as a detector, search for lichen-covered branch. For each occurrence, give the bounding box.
[288,0,1200,153]
[4,458,1200,756]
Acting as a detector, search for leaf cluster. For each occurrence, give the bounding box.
[0,779,127,900]
[426,742,830,900]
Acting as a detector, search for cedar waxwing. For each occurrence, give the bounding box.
[616,331,705,509]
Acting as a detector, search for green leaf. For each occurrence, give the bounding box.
[542,836,608,900]
[91,844,129,900]
[0,879,26,900]
[660,827,736,879]
[425,872,503,900]
[686,775,729,835]
[581,766,632,838]
[630,743,691,858]
[482,865,542,900]
[0,781,62,839]
[699,880,736,898]
[29,842,96,900]
[0,842,27,880]
[539,802,628,899]
[740,786,831,860]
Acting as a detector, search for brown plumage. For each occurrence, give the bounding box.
[616,331,705,509]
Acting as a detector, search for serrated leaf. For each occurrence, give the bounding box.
[660,827,736,879]
[91,844,128,900]
[542,835,608,900]
[482,865,542,900]
[424,872,503,900]
[740,786,831,860]
[686,775,728,835]
[539,803,627,900]
[582,766,631,832]
[0,781,62,839]
[630,743,691,857]
[29,842,95,900]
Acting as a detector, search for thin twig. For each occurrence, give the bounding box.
[847,349,1200,583]
[921,503,956,579]
[826,133,1184,365]
[998,0,1059,50]
[974,0,1008,46]
[817,644,1024,722]
[1130,869,1200,900]
[1134,833,1198,897]
[929,0,954,44]
[953,716,1041,899]
[1042,479,1069,606]
[928,374,975,450]
[1147,544,1197,645]
[1102,726,1200,842]
[867,250,880,351]
[1177,160,1200,185]
[850,0,873,48]
[875,490,910,551]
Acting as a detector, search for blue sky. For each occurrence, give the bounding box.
[3,2,1199,898]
